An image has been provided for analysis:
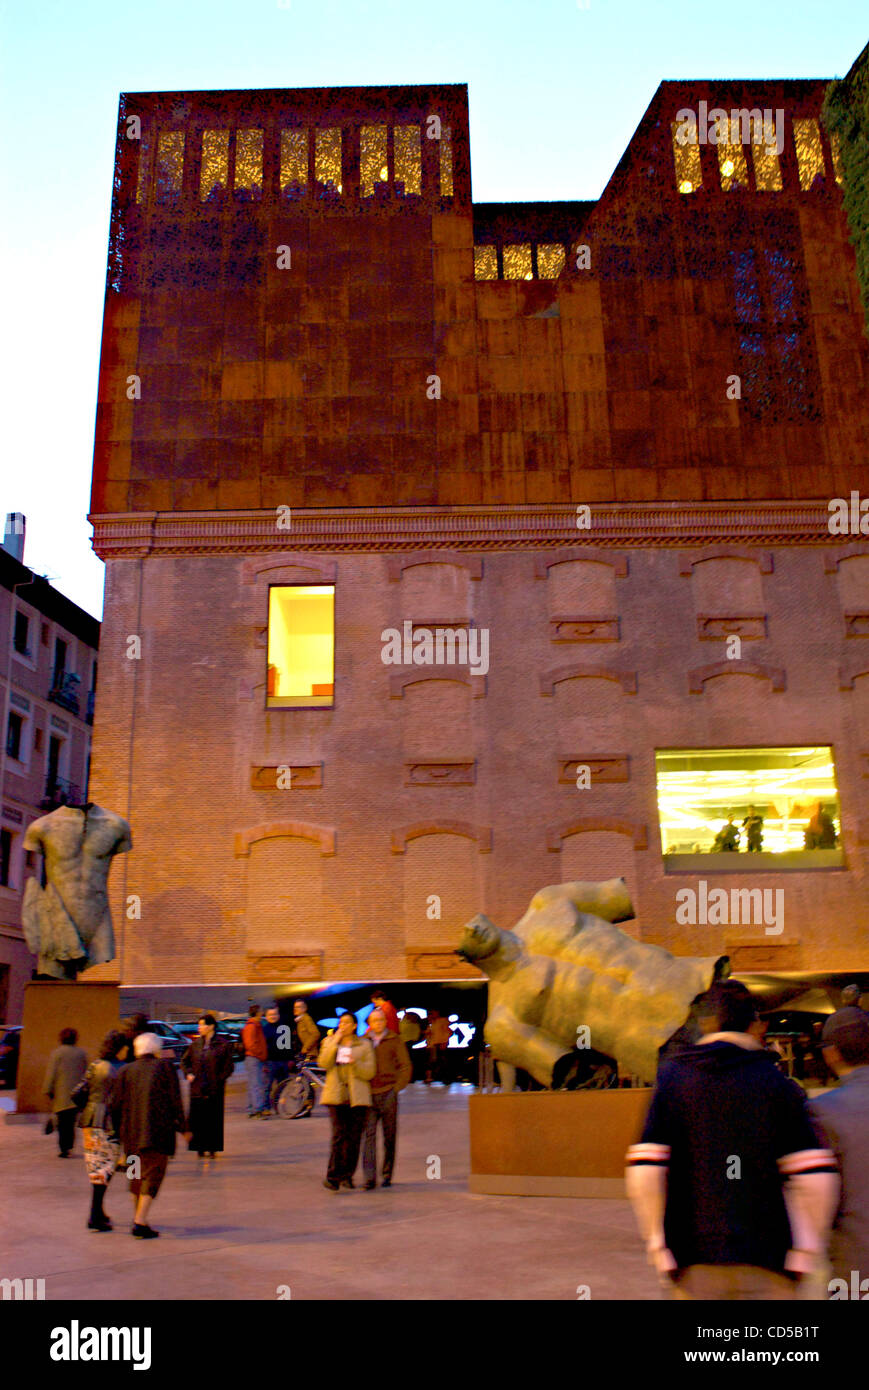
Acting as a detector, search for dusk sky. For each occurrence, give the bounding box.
[1,0,864,621]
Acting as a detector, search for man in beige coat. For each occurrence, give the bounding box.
[362,1008,412,1189]
[318,1013,375,1190]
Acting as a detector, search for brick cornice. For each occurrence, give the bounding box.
[89,502,838,558]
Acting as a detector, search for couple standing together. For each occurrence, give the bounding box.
[321,1008,412,1191]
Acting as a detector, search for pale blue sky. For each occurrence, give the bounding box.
[0,0,864,621]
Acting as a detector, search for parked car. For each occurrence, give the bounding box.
[0,1026,21,1087]
[145,1020,190,1065]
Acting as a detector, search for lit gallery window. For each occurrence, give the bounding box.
[267,586,335,708]
[656,747,842,860]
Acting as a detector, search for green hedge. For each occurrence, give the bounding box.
[823,42,869,339]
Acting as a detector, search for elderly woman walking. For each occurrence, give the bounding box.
[318,1012,375,1190]
[78,1029,129,1231]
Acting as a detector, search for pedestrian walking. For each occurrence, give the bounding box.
[625,980,839,1300]
[424,1009,452,1085]
[107,1032,188,1239]
[293,999,321,1061]
[43,1027,88,1158]
[182,1013,236,1158]
[809,1008,869,1292]
[78,1029,129,1230]
[261,1004,289,1116]
[370,989,400,1034]
[399,1009,423,1080]
[319,1012,375,1191]
[362,1008,412,1189]
[241,1005,269,1117]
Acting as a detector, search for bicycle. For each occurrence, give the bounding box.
[275,1055,325,1118]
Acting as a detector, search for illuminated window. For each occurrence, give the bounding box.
[394,125,421,195]
[474,246,498,280]
[281,130,308,197]
[671,121,701,193]
[503,244,533,280]
[656,748,842,862]
[439,126,453,197]
[537,243,566,278]
[234,129,263,199]
[267,586,335,709]
[315,128,342,194]
[717,139,749,191]
[360,125,388,197]
[829,132,844,185]
[751,131,782,191]
[200,129,229,202]
[793,119,825,191]
[155,130,185,202]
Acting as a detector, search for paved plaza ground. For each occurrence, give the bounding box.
[0,1075,661,1301]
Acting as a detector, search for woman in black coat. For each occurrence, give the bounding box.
[182,1014,236,1158]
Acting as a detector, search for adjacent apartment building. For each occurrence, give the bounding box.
[86,60,869,1001]
[1,518,100,1022]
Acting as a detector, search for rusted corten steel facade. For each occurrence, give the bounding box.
[87,81,869,990]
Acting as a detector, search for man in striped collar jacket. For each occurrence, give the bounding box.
[626,980,839,1300]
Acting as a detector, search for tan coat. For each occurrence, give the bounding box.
[318,1032,376,1107]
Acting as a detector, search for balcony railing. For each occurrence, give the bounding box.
[47,670,81,717]
[41,775,82,810]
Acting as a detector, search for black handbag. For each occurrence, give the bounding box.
[71,1066,92,1111]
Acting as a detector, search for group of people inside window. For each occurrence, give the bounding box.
[712,801,838,853]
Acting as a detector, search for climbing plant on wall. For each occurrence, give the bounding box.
[823,42,869,339]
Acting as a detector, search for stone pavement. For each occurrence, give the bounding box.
[0,1076,660,1301]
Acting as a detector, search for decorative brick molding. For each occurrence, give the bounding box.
[679,549,774,576]
[723,942,803,971]
[549,616,620,642]
[844,613,869,637]
[88,502,837,560]
[540,664,637,695]
[250,765,323,790]
[242,557,337,585]
[688,661,785,693]
[547,818,648,851]
[824,545,869,573]
[246,953,323,981]
[387,553,483,581]
[558,755,630,784]
[534,549,628,579]
[838,662,869,691]
[405,950,482,979]
[389,671,487,698]
[234,821,336,857]
[696,615,767,641]
[390,821,493,854]
[404,760,476,786]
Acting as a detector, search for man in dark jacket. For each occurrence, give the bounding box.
[108,1032,187,1238]
[626,980,839,1299]
[362,1008,412,1189]
[261,1004,289,1116]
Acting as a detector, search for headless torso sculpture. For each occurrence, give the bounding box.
[22,804,132,979]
